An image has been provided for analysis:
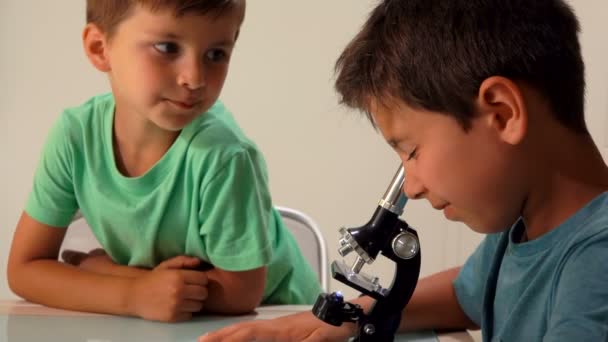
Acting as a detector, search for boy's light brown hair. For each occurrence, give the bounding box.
[86,0,243,38]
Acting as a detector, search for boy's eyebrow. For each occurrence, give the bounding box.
[144,31,182,39]
[387,139,400,148]
[210,40,236,47]
[143,31,235,46]
[387,135,413,148]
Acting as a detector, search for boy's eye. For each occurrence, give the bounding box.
[205,49,228,62]
[406,146,418,161]
[154,42,180,54]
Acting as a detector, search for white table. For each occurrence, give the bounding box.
[0,300,473,341]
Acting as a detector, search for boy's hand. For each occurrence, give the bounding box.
[199,311,355,342]
[127,256,209,322]
[62,248,116,273]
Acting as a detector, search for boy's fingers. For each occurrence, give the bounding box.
[199,323,247,342]
[159,256,200,269]
[181,270,209,286]
[181,299,204,313]
[302,331,328,342]
[201,321,281,342]
[159,255,201,269]
[183,284,208,301]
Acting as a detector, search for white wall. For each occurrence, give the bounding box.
[0,1,605,302]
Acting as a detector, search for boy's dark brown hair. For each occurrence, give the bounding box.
[86,0,243,38]
[335,0,587,133]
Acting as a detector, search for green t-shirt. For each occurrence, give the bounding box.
[26,93,321,304]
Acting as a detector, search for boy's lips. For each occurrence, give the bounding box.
[438,204,456,220]
[165,98,201,110]
[432,203,449,210]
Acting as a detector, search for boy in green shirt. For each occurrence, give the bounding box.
[7,0,320,322]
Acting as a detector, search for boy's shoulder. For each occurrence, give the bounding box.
[62,93,113,119]
[185,100,260,157]
[546,192,608,271]
[570,192,608,243]
[492,192,608,258]
[45,93,113,148]
[56,93,113,132]
[182,100,269,182]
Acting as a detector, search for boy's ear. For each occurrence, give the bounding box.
[82,23,111,72]
[476,76,527,145]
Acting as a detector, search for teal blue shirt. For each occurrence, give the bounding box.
[26,93,321,305]
[454,192,608,341]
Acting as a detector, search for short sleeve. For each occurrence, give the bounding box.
[544,239,608,340]
[198,147,273,271]
[25,115,78,227]
[453,234,502,326]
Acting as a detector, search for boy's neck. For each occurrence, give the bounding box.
[522,128,608,241]
[112,107,181,178]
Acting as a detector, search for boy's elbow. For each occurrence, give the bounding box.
[6,256,49,300]
[245,288,265,312]
[204,293,261,315]
[7,261,27,298]
[228,301,259,315]
[204,267,266,314]
[243,271,266,311]
[228,284,264,314]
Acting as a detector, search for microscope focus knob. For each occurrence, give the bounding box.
[338,243,354,257]
[392,232,420,259]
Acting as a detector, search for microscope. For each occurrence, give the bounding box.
[312,166,421,341]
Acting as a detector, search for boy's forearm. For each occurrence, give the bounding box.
[61,249,150,278]
[8,259,135,316]
[90,262,150,278]
[399,267,479,332]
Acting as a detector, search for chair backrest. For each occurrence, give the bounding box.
[61,208,330,292]
[276,206,328,292]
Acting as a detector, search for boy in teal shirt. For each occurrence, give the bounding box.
[201,0,608,341]
[7,0,320,322]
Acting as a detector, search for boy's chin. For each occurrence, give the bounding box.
[154,115,198,132]
[471,221,514,235]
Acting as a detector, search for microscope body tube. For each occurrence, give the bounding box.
[378,166,407,216]
[345,166,408,263]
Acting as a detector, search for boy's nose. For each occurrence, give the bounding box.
[177,60,206,90]
[403,169,425,200]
